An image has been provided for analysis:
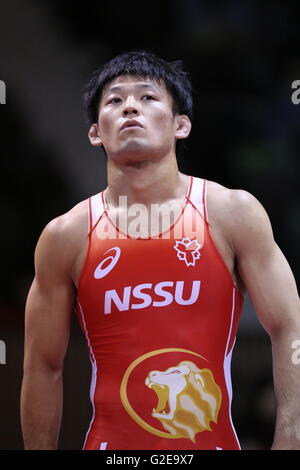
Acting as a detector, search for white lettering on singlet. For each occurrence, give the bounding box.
[104,280,201,315]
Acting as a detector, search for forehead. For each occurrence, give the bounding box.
[101,74,169,97]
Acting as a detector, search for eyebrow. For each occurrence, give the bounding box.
[103,82,159,96]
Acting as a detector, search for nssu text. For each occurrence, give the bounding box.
[104,280,201,314]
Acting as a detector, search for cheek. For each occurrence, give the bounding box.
[97,119,116,145]
[151,108,174,131]
[154,117,176,141]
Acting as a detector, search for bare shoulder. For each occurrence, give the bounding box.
[42,198,89,244]
[207,179,269,219]
[206,179,273,252]
[35,198,90,278]
[207,179,257,204]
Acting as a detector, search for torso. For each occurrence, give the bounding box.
[73,174,244,450]
[69,176,246,297]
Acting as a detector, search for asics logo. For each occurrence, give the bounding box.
[94,247,121,279]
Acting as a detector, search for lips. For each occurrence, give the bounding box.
[120,120,143,131]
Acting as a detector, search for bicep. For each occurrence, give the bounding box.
[238,241,300,336]
[24,277,75,371]
[233,191,300,337]
[24,219,76,371]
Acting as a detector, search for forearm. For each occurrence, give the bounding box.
[271,325,300,449]
[21,364,63,450]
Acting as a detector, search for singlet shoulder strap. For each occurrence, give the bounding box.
[188,176,206,221]
[88,191,106,235]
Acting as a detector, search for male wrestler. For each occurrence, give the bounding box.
[21,51,300,450]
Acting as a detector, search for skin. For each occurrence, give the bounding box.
[21,74,300,450]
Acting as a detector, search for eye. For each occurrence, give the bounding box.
[108,97,121,104]
[170,370,181,374]
[142,94,155,101]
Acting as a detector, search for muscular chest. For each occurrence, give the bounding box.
[72,215,243,295]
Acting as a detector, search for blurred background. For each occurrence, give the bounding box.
[0,0,299,450]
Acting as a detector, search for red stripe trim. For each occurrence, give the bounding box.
[202,179,208,224]
[76,229,92,295]
[101,190,106,212]
[88,196,93,235]
[88,192,106,236]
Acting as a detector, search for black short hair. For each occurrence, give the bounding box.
[83,50,193,156]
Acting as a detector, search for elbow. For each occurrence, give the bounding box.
[23,349,65,377]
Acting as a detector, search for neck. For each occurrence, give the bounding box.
[106,154,188,208]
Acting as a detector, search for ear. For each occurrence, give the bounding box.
[88,123,103,147]
[175,115,192,140]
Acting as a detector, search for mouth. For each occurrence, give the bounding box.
[120,121,143,131]
[147,382,170,414]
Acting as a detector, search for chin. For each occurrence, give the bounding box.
[111,143,158,161]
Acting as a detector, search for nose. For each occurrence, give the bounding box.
[123,96,139,117]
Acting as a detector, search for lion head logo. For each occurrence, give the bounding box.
[145,361,222,442]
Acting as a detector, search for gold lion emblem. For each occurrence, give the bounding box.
[145,361,222,442]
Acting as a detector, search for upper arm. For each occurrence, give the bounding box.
[231,190,300,337]
[24,217,76,372]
